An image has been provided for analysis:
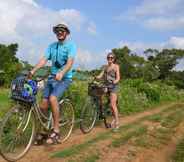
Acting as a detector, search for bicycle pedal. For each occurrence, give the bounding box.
[99,113,105,120]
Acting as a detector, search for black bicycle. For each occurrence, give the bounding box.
[80,80,114,133]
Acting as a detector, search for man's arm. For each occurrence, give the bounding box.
[55,58,74,81]
[31,57,48,75]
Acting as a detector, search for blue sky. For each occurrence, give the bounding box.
[0,0,184,69]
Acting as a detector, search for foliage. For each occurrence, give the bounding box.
[0,44,23,86]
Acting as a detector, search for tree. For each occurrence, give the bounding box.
[0,43,23,86]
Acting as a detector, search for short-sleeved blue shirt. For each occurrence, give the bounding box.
[44,40,77,80]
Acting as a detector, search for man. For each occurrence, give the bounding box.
[30,23,77,144]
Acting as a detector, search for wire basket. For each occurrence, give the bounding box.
[88,82,107,96]
[11,76,37,103]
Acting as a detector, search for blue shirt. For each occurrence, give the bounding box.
[44,40,77,80]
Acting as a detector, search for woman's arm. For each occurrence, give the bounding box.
[96,70,104,79]
[113,64,120,84]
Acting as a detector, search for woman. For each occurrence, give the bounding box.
[96,52,120,130]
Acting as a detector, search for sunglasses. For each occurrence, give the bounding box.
[107,56,114,60]
[54,28,66,34]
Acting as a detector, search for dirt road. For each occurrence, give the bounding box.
[0,102,184,162]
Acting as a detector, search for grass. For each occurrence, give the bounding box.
[110,125,148,148]
[83,153,100,162]
[133,105,184,149]
[172,137,184,162]
[51,103,184,162]
[0,88,12,117]
[52,104,181,159]
[52,133,111,158]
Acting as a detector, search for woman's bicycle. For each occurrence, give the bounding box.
[80,79,114,133]
[0,73,75,162]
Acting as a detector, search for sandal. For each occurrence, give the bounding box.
[46,130,61,145]
[34,132,48,145]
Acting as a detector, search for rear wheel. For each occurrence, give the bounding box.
[0,104,35,162]
[80,96,98,134]
[59,99,74,142]
[101,95,113,129]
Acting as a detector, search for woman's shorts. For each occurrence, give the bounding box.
[107,84,118,93]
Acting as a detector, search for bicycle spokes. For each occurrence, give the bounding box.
[0,105,35,161]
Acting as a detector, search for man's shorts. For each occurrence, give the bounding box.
[43,75,72,100]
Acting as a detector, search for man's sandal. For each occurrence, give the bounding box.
[34,132,48,145]
[46,130,61,145]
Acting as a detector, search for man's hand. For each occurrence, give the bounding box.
[55,71,64,81]
[27,71,34,79]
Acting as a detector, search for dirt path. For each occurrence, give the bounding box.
[0,102,183,162]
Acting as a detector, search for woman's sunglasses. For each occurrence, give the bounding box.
[107,56,114,60]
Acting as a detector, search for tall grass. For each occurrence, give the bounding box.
[0,88,11,117]
[66,79,184,117]
[1,79,184,119]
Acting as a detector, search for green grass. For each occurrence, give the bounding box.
[0,88,11,117]
[133,105,184,149]
[83,153,100,162]
[172,137,184,162]
[52,133,111,158]
[52,104,184,161]
[110,125,148,148]
[52,106,171,158]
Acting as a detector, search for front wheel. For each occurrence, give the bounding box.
[80,96,98,134]
[0,104,35,162]
[59,99,74,142]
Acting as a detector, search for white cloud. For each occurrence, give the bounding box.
[75,49,106,70]
[133,0,181,17]
[116,0,184,31]
[118,36,184,53]
[21,0,38,7]
[59,9,86,30]
[0,0,97,68]
[164,36,184,49]
[87,21,97,35]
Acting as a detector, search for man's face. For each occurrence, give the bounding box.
[55,29,68,41]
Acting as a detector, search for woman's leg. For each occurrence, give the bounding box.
[110,92,119,128]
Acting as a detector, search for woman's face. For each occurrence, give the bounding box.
[107,55,114,64]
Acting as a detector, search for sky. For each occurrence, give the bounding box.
[1,0,184,70]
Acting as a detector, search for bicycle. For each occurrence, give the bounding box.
[80,79,114,134]
[0,72,75,162]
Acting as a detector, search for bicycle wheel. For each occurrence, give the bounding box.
[103,100,113,129]
[0,104,36,162]
[59,99,74,142]
[80,96,98,134]
[103,107,114,128]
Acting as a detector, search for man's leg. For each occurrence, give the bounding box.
[46,80,72,144]
[49,95,60,132]
[39,99,49,117]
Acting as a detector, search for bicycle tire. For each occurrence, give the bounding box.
[80,96,98,134]
[103,102,113,129]
[59,99,74,142]
[0,105,36,162]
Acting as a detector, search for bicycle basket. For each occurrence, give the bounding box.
[88,82,107,96]
[11,76,38,103]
